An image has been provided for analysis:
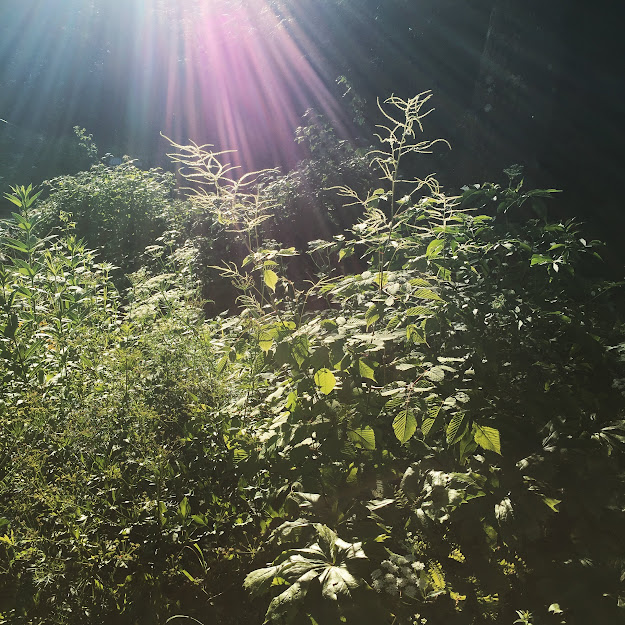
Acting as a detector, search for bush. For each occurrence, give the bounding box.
[35,159,181,280]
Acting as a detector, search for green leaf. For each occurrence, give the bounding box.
[291,335,310,367]
[348,427,376,450]
[473,425,501,455]
[541,496,561,512]
[424,366,445,382]
[426,239,445,259]
[447,412,469,445]
[178,496,190,518]
[365,304,379,328]
[358,359,376,381]
[407,324,426,343]
[258,331,274,353]
[414,288,443,301]
[393,409,417,443]
[263,269,278,292]
[405,306,434,317]
[314,368,336,394]
[244,565,281,598]
[422,402,442,437]
[320,565,361,600]
[530,254,553,266]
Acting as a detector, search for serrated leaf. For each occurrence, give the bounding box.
[407,324,426,343]
[446,412,469,445]
[406,306,434,317]
[393,409,417,443]
[263,269,278,292]
[358,359,376,381]
[291,335,310,367]
[314,368,336,394]
[473,425,501,454]
[365,304,379,328]
[424,366,445,382]
[414,288,443,301]
[348,427,376,450]
[426,239,445,259]
[421,417,440,438]
[320,565,361,600]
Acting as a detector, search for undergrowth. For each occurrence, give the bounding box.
[0,93,623,625]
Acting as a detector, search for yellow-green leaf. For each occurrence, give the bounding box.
[348,427,376,450]
[358,359,376,381]
[414,288,443,301]
[263,269,278,292]
[365,304,379,328]
[314,368,336,394]
[447,412,469,445]
[393,409,417,443]
[473,425,501,455]
[258,331,274,353]
[426,239,445,259]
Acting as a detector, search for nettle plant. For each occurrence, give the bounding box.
[180,93,625,624]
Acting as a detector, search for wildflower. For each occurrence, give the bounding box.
[412,561,425,571]
[371,568,382,580]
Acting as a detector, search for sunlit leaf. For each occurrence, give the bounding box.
[414,287,442,301]
[348,427,376,450]
[424,366,445,382]
[263,269,278,292]
[473,425,501,454]
[314,368,336,394]
[446,412,469,445]
[426,239,445,259]
[291,335,310,367]
[393,409,417,443]
[530,254,553,266]
[358,359,376,381]
[258,331,274,353]
[365,304,379,328]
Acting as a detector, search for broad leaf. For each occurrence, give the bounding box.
[347,427,376,450]
[393,409,417,443]
[263,269,279,292]
[314,368,336,394]
[365,304,379,328]
[446,412,469,445]
[358,359,376,381]
[473,425,501,455]
[244,565,281,598]
[291,335,310,367]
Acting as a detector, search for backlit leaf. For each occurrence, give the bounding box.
[393,409,417,443]
[314,368,336,394]
[263,269,278,292]
[348,427,376,450]
[358,359,376,381]
[447,412,469,445]
[473,425,501,455]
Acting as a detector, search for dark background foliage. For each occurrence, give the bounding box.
[1,0,624,258]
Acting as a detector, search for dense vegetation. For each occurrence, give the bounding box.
[0,94,623,625]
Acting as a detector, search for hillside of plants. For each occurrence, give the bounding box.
[0,94,624,625]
